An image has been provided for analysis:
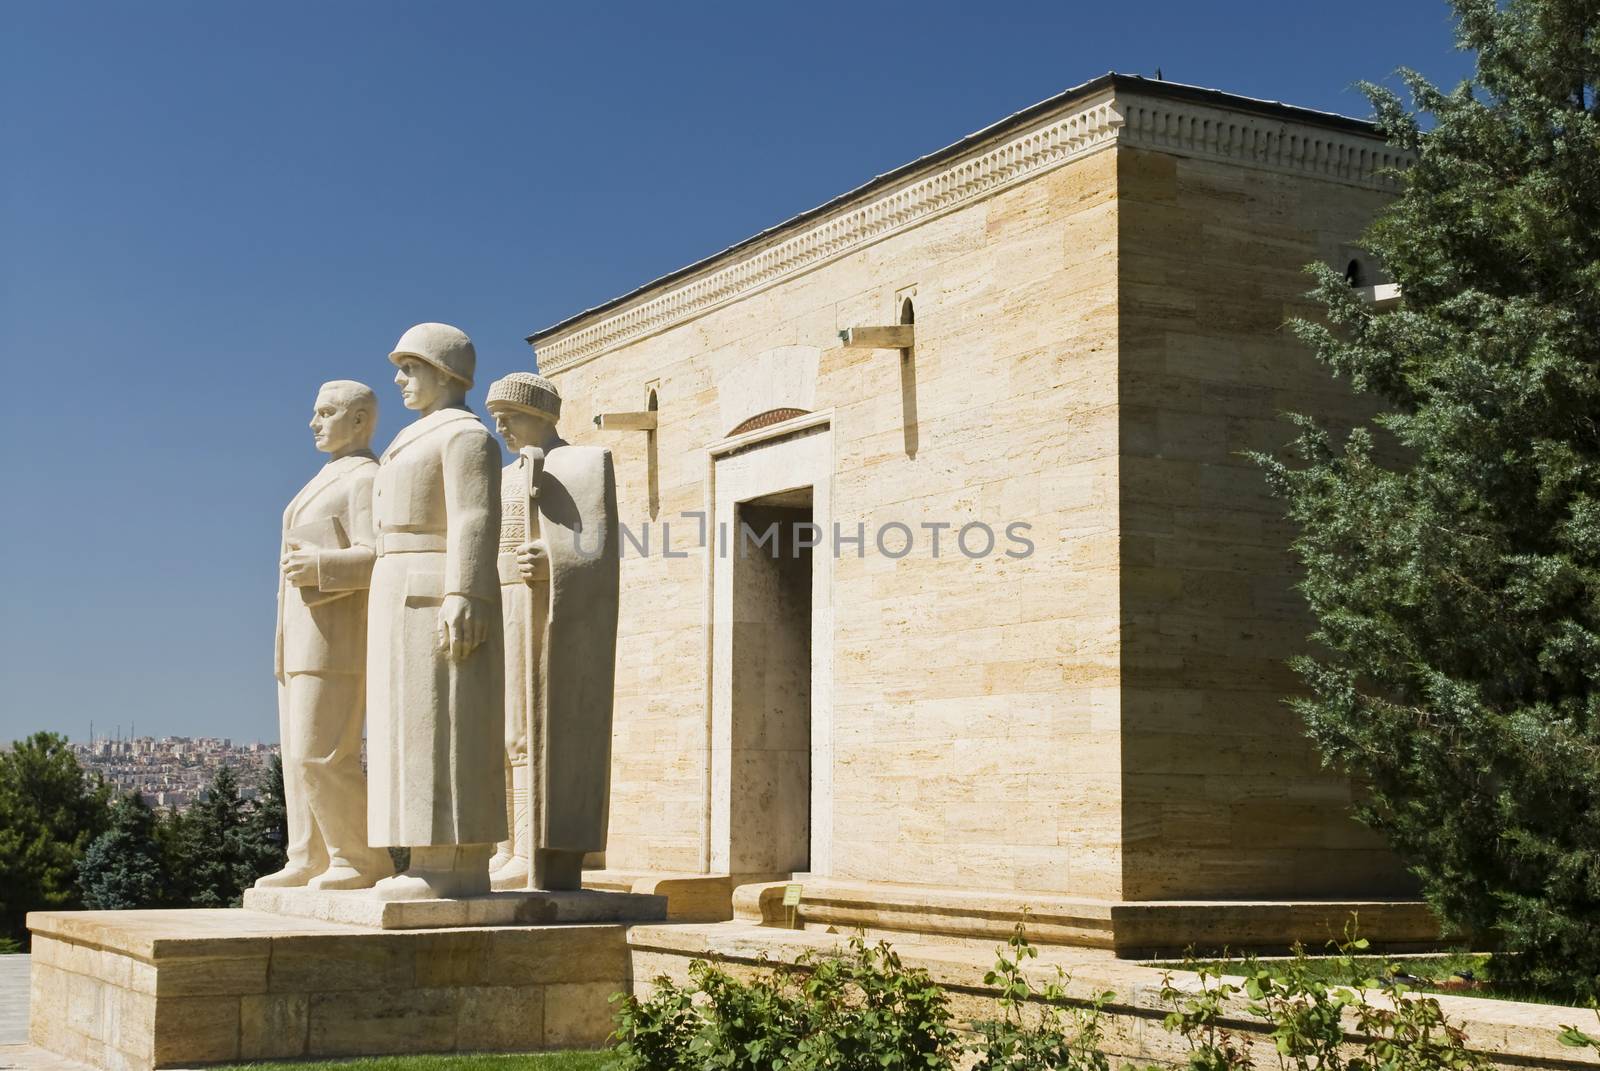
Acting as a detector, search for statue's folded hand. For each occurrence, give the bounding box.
[436,594,489,662]
[515,539,549,583]
[281,541,319,587]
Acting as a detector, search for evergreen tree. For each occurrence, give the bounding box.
[153,803,196,906]
[176,764,251,907]
[79,793,167,910]
[162,762,291,907]
[0,733,112,944]
[1259,0,1600,991]
[240,754,288,882]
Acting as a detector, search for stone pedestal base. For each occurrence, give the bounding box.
[27,908,638,1070]
[243,885,666,929]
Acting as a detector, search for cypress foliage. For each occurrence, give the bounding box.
[1258,0,1600,992]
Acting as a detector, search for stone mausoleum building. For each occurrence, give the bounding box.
[540,72,1427,952]
[34,74,1481,1071]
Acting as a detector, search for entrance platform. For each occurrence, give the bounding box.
[732,876,1444,956]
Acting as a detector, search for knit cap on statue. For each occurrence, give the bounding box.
[487,371,561,421]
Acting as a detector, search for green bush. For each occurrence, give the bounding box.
[612,935,960,1071]
[969,925,1111,1071]
[1153,932,1489,1071]
[615,928,1500,1071]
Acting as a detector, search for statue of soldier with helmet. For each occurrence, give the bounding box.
[365,322,508,900]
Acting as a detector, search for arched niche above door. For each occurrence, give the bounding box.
[718,345,820,438]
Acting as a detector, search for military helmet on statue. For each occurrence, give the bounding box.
[486,371,561,422]
[389,323,477,387]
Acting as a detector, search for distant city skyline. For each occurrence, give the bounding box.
[79,725,273,747]
[67,734,278,811]
[1,1,1477,743]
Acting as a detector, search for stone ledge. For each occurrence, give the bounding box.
[731,877,1442,955]
[627,921,1600,1071]
[243,885,666,929]
[28,908,634,1070]
[585,869,751,921]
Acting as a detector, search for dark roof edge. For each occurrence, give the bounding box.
[527,72,1382,345]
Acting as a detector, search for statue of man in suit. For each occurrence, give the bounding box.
[367,323,507,900]
[255,380,395,891]
[486,371,619,892]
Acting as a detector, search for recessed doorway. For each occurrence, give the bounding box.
[728,490,814,874]
[709,419,833,879]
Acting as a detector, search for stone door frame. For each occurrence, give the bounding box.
[703,409,835,879]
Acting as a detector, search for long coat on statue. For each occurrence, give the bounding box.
[502,442,619,854]
[276,451,377,681]
[366,406,507,847]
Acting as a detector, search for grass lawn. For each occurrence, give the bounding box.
[215,1053,615,1071]
[1156,952,1591,1008]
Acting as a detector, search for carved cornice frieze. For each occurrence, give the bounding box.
[533,86,1405,375]
[1115,90,1409,192]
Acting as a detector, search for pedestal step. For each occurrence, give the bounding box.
[243,886,666,930]
[27,908,634,1070]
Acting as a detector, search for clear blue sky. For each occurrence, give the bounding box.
[1,2,1474,745]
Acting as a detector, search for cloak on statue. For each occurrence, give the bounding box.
[517,442,619,854]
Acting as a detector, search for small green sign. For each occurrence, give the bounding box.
[782,883,803,907]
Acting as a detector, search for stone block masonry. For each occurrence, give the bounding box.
[531,73,1418,910]
[27,909,629,1069]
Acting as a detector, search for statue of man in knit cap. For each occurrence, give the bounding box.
[485,371,619,891]
[366,323,507,900]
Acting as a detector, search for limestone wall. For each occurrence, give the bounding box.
[1114,146,1412,899]
[548,114,1414,906]
[547,146,1125,898]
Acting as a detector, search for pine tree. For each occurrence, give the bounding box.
[1259,0,1600,992]
[0,733,112,944]
[79,793,167,910]
[178,765,251,907]
[239,754,288,883]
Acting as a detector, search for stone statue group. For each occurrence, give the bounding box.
[258,323,619,901]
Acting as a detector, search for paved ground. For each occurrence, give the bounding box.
[0,957,88,1071]
[0,957,27,1047]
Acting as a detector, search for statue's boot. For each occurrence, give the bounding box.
[372,845,492,901]
[309,859,391,891]
[488,762,516,874]
[254,861,322,889]
[491,765,532,890]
